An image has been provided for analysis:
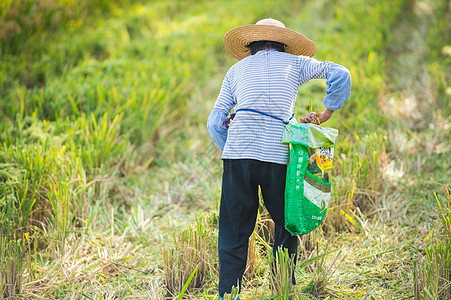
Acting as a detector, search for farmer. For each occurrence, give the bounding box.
[207,18,351,297]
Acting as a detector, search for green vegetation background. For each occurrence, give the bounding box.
[0,0,450,298]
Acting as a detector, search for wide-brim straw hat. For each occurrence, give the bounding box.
[224,18,316,60]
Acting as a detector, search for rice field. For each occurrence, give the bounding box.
[0,0,450,299]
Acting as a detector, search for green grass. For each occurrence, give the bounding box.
[0,0,450,298]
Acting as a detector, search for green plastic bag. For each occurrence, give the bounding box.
[282,123,338,236]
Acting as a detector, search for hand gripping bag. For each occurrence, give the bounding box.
[282,123,338,236]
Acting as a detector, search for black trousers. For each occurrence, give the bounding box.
[218,159,298,295]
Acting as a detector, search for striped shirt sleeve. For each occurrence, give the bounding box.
[298,57,351,110]
[213,70,236,114]
[298,56,334,85]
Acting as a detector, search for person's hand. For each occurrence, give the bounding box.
[299,112,316,124]
[299,108,335,125]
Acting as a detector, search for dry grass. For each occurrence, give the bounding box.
[162,215,216,297]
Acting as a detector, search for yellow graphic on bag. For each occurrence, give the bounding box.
[315,147,334,170]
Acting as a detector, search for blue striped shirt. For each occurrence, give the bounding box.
[207,49,351,165]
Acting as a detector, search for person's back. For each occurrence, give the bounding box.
[216,49,333,164]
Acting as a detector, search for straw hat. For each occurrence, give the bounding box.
[224,18,316,60]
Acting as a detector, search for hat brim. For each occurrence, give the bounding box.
[224,24,316,60]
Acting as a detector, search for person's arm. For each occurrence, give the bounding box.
[298,57,334,85]
[207,70,236,150]
[207,109,229,150]
[299,63,351,124]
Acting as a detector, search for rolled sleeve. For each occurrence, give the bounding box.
[207,108,229,151]
[323,64,351,110]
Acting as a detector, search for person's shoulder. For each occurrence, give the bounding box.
[233,54,254,66]
[295,54,317,61]
[278,51,299,58]
[273,51,310,63]
[222,61,240,81]
[226,55,253,75]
